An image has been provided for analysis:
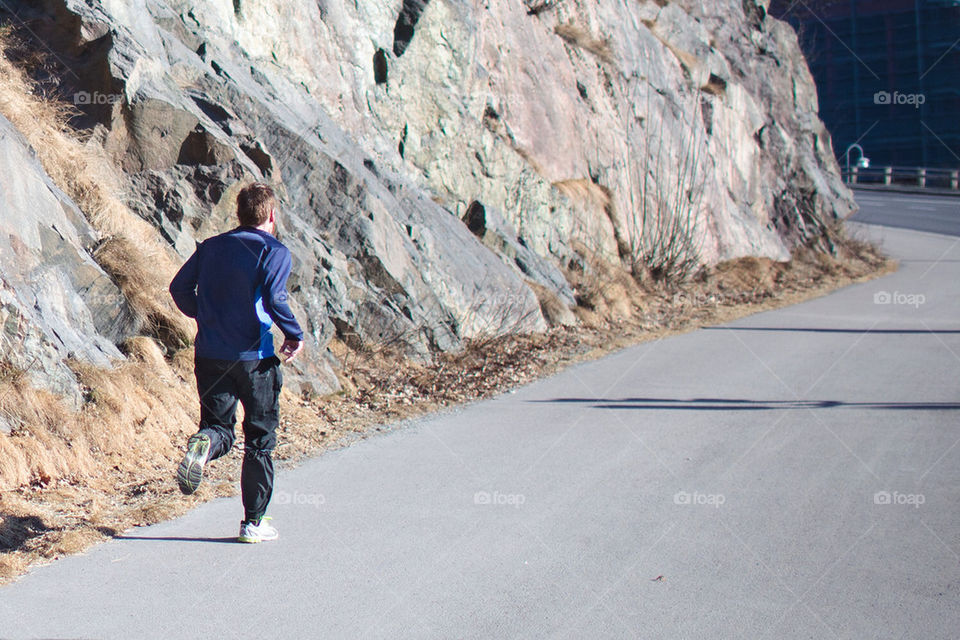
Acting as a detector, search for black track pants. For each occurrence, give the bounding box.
[194,356,282,521]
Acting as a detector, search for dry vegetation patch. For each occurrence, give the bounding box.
[554,22,616,64]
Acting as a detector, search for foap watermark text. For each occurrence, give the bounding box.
[73,91,123,105]
[874,91,925,109]
[273,490,325,507]
[474,490,526,508]
[874,491,924,508]
[874,290,925,308]
[673,490,725,508]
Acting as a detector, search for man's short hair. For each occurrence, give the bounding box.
[237,183,276,227]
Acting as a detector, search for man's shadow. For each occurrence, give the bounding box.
[114,535,239,544]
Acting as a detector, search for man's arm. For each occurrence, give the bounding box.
[262,246,304,360]
[169,250,200,318]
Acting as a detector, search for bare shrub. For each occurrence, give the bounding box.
[454,286,542,349]
[623,88,707,285]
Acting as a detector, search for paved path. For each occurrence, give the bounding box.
[851,190,960,236]
[2,202,959,638]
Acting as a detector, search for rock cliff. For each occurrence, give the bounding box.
[0,0,854,398]
[0,114,130,405]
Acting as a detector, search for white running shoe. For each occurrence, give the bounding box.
[238,517,278,543]
[176,433,211,495]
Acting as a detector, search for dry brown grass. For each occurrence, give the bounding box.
[0,38,191,348]
[0,336,202,575]
[553,179,613,212]
[566,239,645,324]
[554,22,616,64]
[0,337,197,493]
[0,384,82,490]
[526,280,575,327]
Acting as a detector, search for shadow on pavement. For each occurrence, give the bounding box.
[703,327,960,334]
[532,398,960,411]
[899,259,960,263]
[114,535,238,544]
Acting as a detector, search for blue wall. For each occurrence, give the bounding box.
[770,0,960,169]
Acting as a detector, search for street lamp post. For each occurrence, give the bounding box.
[844,143,869,183]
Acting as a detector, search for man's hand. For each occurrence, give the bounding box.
[279,339,303,362]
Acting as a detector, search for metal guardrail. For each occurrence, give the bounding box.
[842,166,960,190]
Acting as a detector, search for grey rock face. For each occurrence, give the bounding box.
[0,413,13,435]
[0,0,854,395]
[0,114,130,400]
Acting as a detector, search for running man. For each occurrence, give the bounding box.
[169,182,303,543]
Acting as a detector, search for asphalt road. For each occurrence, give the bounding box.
[1,198,959,639]
[850,189,960,236]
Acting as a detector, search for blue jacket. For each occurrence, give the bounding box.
[169,227,303,361]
